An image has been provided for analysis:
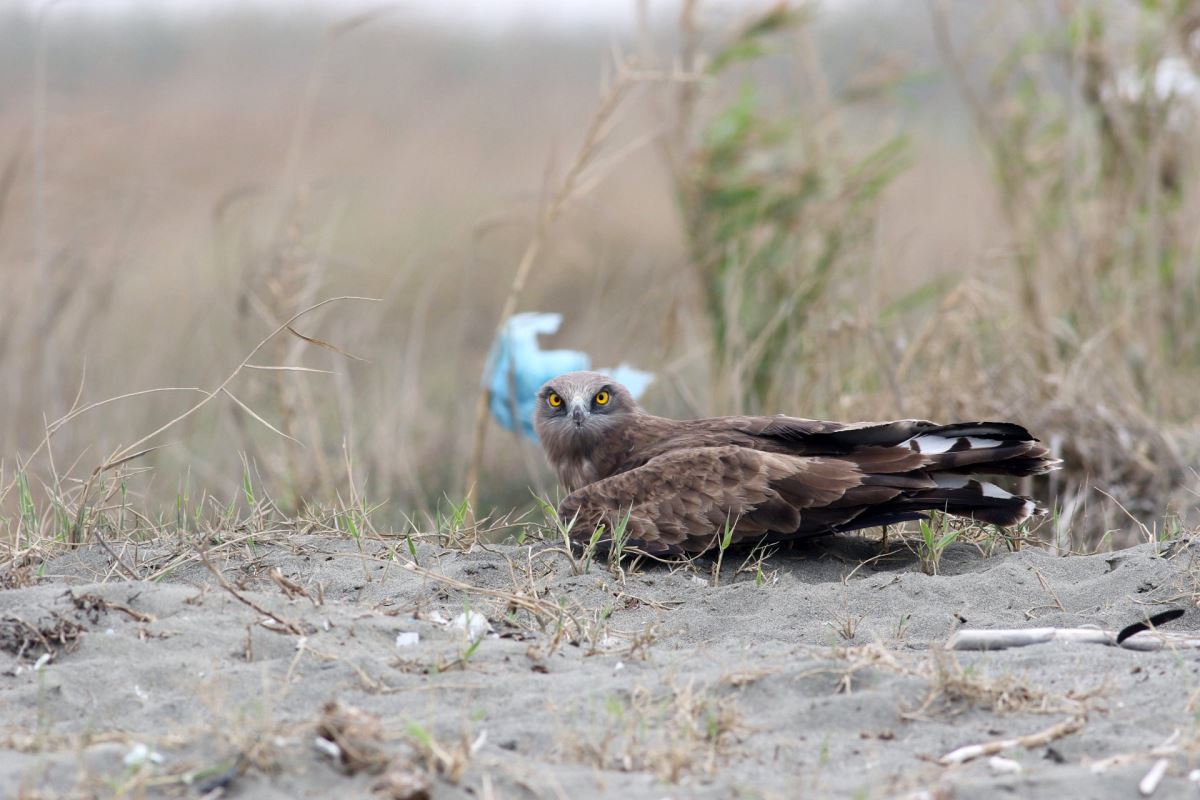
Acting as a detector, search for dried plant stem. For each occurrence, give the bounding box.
[463,232,550,525]
[32,1,69,418]
[271,6,393,239]
[927,0,1055,373]
[198,548,305,635]
[61,296,376,546]
[462,59,686,524]
[103,297,376,474]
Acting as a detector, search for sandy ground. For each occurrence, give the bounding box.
[2,531,1199,799]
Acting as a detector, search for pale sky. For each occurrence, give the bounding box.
[12,0,857,33]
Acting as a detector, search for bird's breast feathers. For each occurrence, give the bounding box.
[554,455,600,493]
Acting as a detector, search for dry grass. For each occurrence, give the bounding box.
[903,649,1088,719]
[556,677,743,784]
[808,640,1106,723]
[0,611,83,663]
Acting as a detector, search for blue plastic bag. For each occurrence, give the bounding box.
[485,312,654,440]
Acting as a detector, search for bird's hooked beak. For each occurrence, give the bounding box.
[569,397,587,428]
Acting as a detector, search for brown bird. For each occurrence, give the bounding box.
[534,371,1059,557]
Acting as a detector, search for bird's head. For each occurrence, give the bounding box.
[534,371,638,453]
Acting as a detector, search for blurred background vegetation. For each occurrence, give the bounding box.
[1,0,1197,553]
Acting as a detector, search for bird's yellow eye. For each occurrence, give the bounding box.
[594,390,610,406]
[547,392,563,408]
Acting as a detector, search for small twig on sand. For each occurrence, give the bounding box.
[1031,566,1065,612]
[198,548,304,635]
[70,592,155,623]
[939,716,1085,766]
[304,641,395,694]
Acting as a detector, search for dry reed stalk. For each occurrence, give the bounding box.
[462,56,696,526]
[31,2,60,412]
[52,296,376,549]
[927,0,1056,374]
[257,9,390,502]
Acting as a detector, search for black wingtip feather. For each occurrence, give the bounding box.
[923,422,1038,442]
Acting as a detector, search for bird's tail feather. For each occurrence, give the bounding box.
[907,422,1061,476]
[802,476,1042,537]
[906,475,1040,526]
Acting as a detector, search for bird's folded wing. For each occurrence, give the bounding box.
[734,416,942,450]
[556,445,870,556]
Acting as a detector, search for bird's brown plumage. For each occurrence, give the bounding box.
[534,371,1060,556]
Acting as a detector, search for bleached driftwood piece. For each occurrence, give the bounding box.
[1089,730,1181,775]
[1139,758,1170,796]
[939,716,1085,766]
[947,628,1200,652]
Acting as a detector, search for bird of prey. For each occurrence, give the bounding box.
[534,371,1059,557]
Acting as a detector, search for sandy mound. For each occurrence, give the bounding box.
[2,533,1198,799]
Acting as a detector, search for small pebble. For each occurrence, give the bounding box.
[988,756,1022,775]
[123,742,164,767]
[452,610,492,642]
